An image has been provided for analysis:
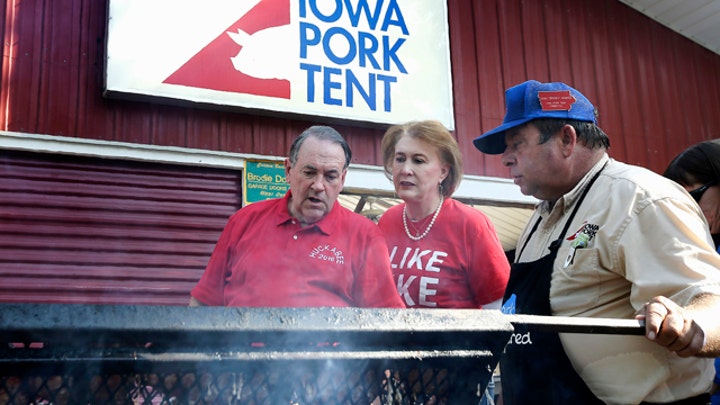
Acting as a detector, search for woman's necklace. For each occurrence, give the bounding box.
[406,214,432,235]
[403,196,444,241]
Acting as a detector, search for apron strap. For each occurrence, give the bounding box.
[549,161,607,252]
[516,215,542,260]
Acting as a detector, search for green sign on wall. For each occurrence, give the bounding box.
[243,159,289,205]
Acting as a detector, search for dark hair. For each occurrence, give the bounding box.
[664,141,720,186]
[533,118,610,150]
[288,125,352,169]
[381,120,463,197]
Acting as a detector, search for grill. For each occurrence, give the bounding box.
[0,304,523,404]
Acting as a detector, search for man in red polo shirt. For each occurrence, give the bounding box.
[190,125,404,308]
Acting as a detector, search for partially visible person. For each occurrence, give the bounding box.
[378,120,510,404]
[190,125,404,308]
[473,80,720,404]
[664,140,720,251]
[664,140,720,405]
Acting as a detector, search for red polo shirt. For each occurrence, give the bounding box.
[191,191,404,308]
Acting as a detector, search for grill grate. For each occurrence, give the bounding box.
[1,363,488,404]
[0,305,512,405]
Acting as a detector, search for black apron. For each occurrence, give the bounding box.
[500,168,604,405]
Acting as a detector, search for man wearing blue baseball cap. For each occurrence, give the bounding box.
[474,80,720,404]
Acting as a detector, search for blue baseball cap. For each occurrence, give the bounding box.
[473,80,598,154]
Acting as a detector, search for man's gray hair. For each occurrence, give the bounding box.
[288,126,352,169]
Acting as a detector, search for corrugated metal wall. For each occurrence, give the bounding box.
[2,0,719,177]
[0,151,240,305]
[449,0,720,177]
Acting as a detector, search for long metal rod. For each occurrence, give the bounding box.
[506,314,646,335]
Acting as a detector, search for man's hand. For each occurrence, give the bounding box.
[636,296,705,357]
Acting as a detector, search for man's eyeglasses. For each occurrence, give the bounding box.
[689,182,714,202]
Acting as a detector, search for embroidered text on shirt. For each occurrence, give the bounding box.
[309,244,345,264]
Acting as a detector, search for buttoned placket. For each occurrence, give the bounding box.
[291,220,300,240]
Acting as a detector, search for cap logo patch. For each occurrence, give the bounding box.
[538,90,576,111]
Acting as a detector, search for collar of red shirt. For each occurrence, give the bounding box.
[274,190,341,236]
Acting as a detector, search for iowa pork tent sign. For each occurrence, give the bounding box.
[104,0,455,129]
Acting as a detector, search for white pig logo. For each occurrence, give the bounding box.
[227,26,297,81]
